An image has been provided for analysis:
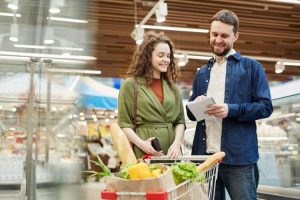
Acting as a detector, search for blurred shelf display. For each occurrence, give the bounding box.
[257,92,300,189]
[0,70,122,189]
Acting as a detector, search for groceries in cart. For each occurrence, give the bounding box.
[96,123,225,200]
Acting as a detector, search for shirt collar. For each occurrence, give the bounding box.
[213,49,236,62]
[208,49,239,64]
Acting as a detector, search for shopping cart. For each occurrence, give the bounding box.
[101,152,225,200]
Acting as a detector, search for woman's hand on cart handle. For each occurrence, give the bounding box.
[167,142,182,159]
[196,151,225,172]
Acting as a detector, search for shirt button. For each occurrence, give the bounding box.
[202,123,205,126]
[203,138,205,141]
[206,80,208,83]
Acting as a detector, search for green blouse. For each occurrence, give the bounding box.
[118,77,185,158]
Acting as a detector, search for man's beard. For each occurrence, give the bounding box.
[211,44,231,56]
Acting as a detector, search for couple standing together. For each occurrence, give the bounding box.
[118,9,273,200]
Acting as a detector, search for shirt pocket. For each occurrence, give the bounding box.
[231,73,251,102]
[237,74,250,93]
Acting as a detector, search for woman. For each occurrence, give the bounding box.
[118,31,185,159]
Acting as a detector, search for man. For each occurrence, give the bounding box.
[186,10,273,200]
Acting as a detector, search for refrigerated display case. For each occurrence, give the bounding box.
[257,90,300,191]
[0,61,86,200]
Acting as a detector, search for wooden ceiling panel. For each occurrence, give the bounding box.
[89,0,300,83]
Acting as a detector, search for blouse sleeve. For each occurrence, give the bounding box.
[118,78,135,129]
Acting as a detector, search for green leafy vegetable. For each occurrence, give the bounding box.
[171,161,205,184]
[119,164,131,179]
[84,155,111,182]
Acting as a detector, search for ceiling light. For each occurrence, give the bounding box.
[155,1,168,22]
[175,51,211,61]
[47,17,88,24]
[282,61,300,66]
[134,26,144,45]
[14,44,84,51]
[49,0,64,14]
[7,0,18,10]
[275,61,285,73]
[49,8,60,14]
[0,12,21,17]
[187,55,211,60]
[137,24,209,33]
[48,68,101,74]
[9,23,18,42]
[270,0,300,4]
[0,55,28,61]
[50,59,87,64]
[176,50,300,67]
[177,54,189,67]
[44,27,54,44]
[56,133,66,138]
[0,51,97,60]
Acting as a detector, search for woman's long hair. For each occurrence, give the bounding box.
[127,31,179,86]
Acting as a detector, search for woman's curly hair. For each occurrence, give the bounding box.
[127,31,179,86]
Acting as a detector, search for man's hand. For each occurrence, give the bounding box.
[205,103,228,118]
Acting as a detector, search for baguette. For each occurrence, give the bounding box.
[196,151,225,172]
[109,123,137,165]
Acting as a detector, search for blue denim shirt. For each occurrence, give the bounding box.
[187,52,273,165]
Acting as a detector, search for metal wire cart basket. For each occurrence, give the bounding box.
[101,153,224,200]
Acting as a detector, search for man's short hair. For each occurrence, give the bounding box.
[211,10,239,33]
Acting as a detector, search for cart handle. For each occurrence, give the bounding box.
[196,151,225,172]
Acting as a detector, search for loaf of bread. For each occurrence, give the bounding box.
[196,151,225,172]
[109,123,137,165]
